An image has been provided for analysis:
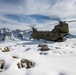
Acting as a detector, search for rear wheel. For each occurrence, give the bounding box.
[56,37,66,42]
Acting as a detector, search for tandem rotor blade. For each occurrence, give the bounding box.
[64,20,76,22]
[37,22,58,29]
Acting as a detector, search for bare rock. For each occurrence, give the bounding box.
[55,47,61,49]
[38,44,49,51]
[0,60,5,72]
[38,44,42,47]
[2,46,10,52]
[17,62,24,69]
[12,56,19,59]
[17,59,35,69]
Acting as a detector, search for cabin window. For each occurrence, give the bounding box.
[60,24,62,26]
[41,34,43,36]
[57,29,60,32]
[46,34,49,36]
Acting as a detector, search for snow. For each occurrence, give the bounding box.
[0,0,76,75]
[0,37,76,75]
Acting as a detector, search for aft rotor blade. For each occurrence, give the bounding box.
[65,20,76,22]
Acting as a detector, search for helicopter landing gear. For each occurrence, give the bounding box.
[56,37,66,42]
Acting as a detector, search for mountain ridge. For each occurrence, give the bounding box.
[0,27,76,42]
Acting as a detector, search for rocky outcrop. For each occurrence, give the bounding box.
[2,46,10,52]
[0,60,5,72]
[17,59,35,69]
[38,44,49,51]
[0,28,15,41]
[12,56,19,59]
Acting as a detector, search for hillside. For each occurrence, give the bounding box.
[0,29,76,75]
[0,0,76,75]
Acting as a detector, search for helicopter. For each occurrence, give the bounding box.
[31,21,69,42]
[30,19,76,42]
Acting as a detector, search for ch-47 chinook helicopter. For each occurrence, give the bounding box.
[31,20,76,42]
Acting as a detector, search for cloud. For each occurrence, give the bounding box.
[0,0,23,4]
[0,0,76,18]
[0,0,76,30]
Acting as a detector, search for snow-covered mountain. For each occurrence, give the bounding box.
[0,27,76,42]
[1,0,76,75]
[12,29,32,40]
[66,34,76,38]
[0,34,76,75]
[0,28,15,41]
[0,28,76,75]
[0,28,32,41]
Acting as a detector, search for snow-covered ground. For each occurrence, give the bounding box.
[0,0,76,75]
[0,37,76,75]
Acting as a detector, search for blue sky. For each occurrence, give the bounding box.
[0,0,76,30]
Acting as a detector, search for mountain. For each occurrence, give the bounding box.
[0,28,15,41]
[0,30,76,75]
[0,27,76,75]
[65,34,76,38]
[12,29,32,40]
[0,28,32,41]
[0,27,76,42]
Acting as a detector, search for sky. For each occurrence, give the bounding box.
[0,0,76,30]
[0,0,76,17]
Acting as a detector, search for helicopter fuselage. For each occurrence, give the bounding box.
[31,21,69,41]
